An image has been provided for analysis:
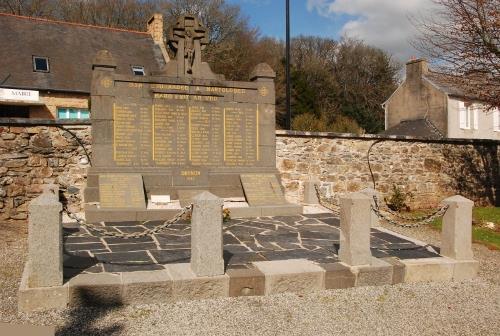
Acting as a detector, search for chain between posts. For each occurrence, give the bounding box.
[314,184,340,216]
[370,204,449,228]
[314,184,449,228]
[371,195,450,228]
[63,204,192,239]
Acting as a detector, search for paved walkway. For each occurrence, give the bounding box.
[63,213,439,279]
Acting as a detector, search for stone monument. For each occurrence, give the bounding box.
[84,15,301,221]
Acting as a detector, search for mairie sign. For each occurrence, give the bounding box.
[0,88,39,102]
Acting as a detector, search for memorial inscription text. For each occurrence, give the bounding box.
[240,174,287,206]
[99,174,146,209]
[112,83,259,168]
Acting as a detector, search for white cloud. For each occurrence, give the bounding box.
[306,0,435,61]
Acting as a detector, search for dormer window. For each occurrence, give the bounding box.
[33,56,49,72]
[132,65,145,76]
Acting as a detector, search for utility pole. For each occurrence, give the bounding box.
[285,0,291,130]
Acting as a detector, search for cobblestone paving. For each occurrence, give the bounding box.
[63,213,440,279]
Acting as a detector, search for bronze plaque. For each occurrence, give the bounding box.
[240,174,287,206]
[99,174,146,209]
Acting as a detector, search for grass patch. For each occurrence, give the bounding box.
[428,207,500,250]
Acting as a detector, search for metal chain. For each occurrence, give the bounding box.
[314,184,448,228]
[63,204,192,239]
[314,185,340,215]
[371,204,449,228]
[373,195,447,222]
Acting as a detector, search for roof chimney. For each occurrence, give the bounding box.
[406,58,428,83]
[147,14,164,44]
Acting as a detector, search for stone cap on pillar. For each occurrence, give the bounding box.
[443,195,474,206]
[192,191,224,205]
[92,50,117,70]
[340,192,371,202]
[29,184,61,209]
[42,184,59,200]
[250,63,276,81]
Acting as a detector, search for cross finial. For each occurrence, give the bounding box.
[167,15,208,76]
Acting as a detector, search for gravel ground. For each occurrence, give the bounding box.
[1,220,499,336]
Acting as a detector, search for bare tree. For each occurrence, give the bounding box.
[413,0,500,108]
[159,0,248,45]
[0,0,57,16]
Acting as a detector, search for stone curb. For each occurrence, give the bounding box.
[18,256,479,312]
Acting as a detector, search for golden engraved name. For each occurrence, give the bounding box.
[154,93,189,100]
[151,84,189,91]
[128,82,143,88]
[154,93,218,102]
[192,95,218,101]
[180,170,201,176]
[205,87,246,94]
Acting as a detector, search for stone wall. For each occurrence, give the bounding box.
[0,122,498,221]
[277,131,499,209]
[0,124,91,221]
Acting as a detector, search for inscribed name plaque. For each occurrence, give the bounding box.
[240,174,287,206]
[99,174,146,209]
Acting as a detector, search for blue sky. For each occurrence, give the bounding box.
[226,0,434,61]
[227,0,352,40]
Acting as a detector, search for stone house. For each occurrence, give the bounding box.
[383,59,500,140]
[0,13,168,119]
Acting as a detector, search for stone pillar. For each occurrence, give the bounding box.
[441,195,474,260]
[339,192,372,266]
[360,187,380,227]
[303,179,320,205]
[190,191,224,277]
[27,184,63,288]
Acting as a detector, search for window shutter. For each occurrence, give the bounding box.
[473,106,479,130]
[494,109,500,132]
[459,101,467,129]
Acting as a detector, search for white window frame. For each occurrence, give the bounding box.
[459,101,471,129]
[472,105,479,130]
[33,56,50,73]
[494,108,500,132]
[57,107,90,120]
[131,65,145,76]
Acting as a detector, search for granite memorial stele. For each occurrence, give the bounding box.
[84,15,302,221]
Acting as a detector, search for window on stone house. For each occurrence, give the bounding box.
[494,109,500,132]
[131,65,145,76]
[459,102,471,129]
[473,106,479,130]
[33,56,49,72]
[57,108,90,120]
[0,105,29,118]
[459,102,479,130]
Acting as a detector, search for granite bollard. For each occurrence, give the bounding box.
[441,195,474,260]
[190,191,225,277]
[27,184,63,288]
[338,192,372,266]
[360,187,380,227]
[303,178,320,205]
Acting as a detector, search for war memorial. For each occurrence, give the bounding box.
[18,15,479,312]
[83,15,300,222]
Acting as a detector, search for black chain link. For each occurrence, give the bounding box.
[63,204,192,239]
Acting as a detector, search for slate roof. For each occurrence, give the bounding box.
[0,13,165,93]
[423,71,487,102]
[382,118,444,139]
[424,72,466,97]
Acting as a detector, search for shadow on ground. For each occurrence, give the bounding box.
[56,289,124,336]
